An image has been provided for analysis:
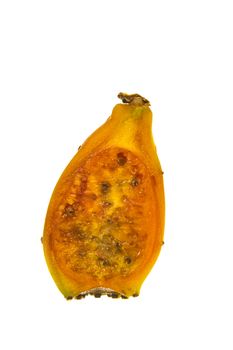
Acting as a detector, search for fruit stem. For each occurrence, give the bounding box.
[118,92,150,106]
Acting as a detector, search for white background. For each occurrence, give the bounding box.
[0,1,233,349]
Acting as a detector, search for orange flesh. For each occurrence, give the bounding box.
[47,147,161,296]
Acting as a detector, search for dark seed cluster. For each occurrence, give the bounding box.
[54,147,149,286]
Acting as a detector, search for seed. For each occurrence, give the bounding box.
[90,235,99,242]
[102,201,112,208]
[100,181,111,194]
[73,227,86,240]
[102,259,110,267]
[124,256,132,264]
[64,204,75,217]
[98,257,110,267]
[102,234,113,243]
[117,152,127,166]
[131,177,139,187]
[115,241,122,253]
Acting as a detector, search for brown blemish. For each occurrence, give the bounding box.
[90,193,97,200]
[118,92,150,106]
[75,294,84,299]
[80,175,88,192]
[150,175,157,187]
[76,232,87,241]
[78,249,87,257]
[94,292,102,298]
[68,226,87,241]
[121,195,129,204]
[74,289,132,299]
[110,292,119,298]
[127,231,138,241]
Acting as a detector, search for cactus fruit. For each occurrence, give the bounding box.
[42,93,165,299]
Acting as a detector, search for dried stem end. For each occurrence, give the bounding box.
[118,92,150,106]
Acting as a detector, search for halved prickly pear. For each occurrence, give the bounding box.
[42,93,165,299]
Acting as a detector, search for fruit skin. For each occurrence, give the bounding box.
[43,93,165,299]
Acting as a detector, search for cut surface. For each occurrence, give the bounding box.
[47,147,159,294]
